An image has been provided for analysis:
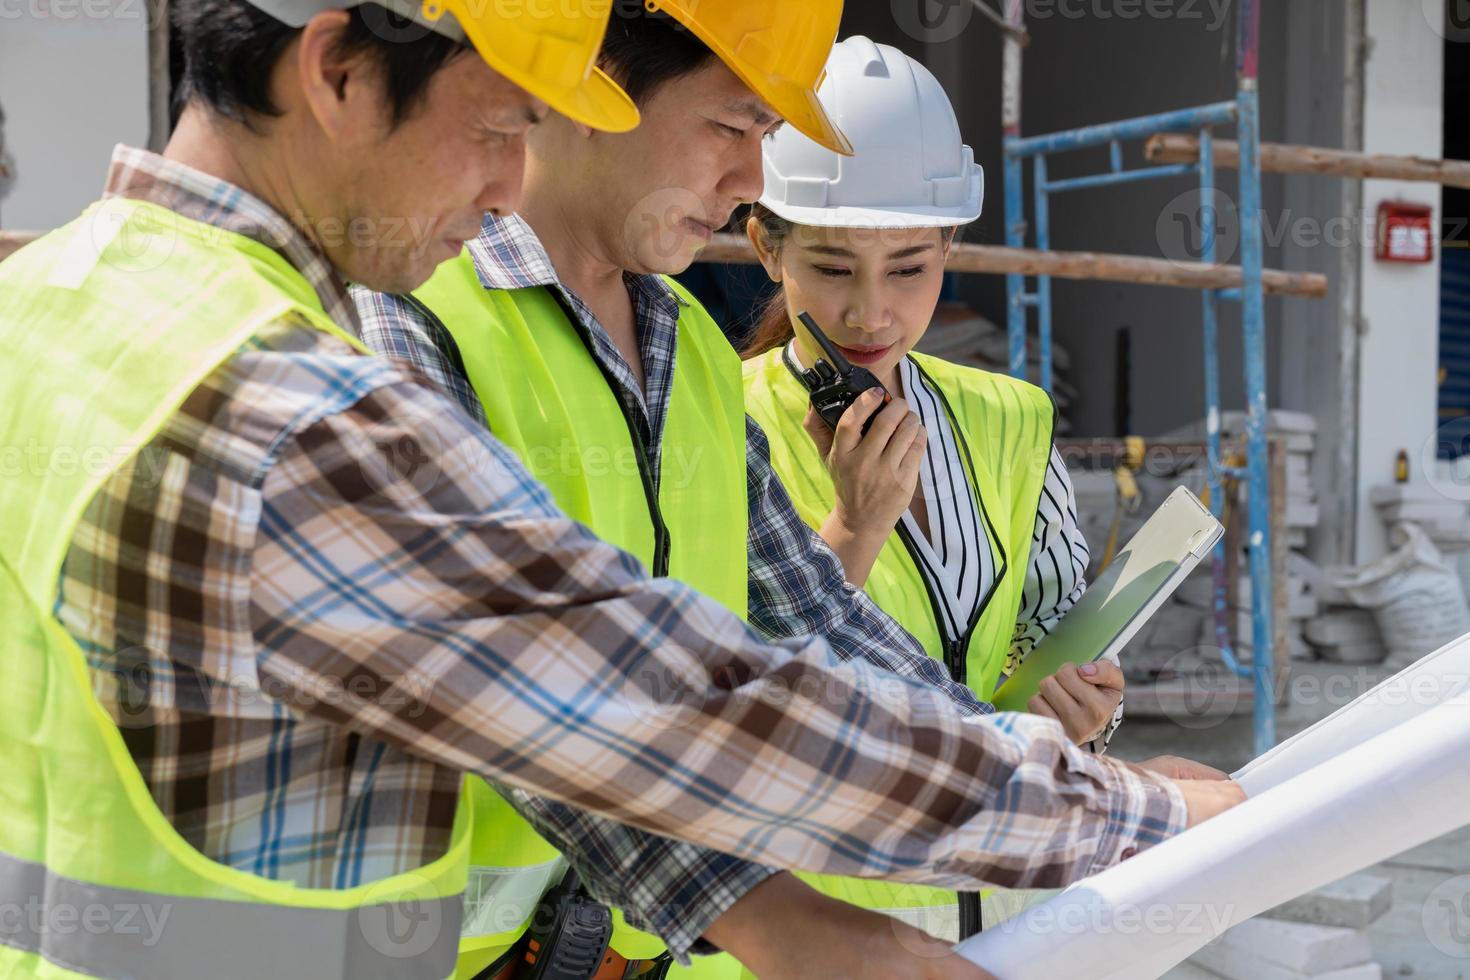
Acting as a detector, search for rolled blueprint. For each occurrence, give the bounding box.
[1233,634,1470,793]
[954,692,1470,980]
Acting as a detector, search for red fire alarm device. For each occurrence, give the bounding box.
[1376,201,1434,263]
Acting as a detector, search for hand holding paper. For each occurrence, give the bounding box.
[955,633,1470,979]
[1027,660,1125,743]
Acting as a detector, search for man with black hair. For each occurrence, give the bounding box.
[356,4,1241,979]
[0,5,648,978]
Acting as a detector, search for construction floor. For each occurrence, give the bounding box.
[1109,661,1470,979]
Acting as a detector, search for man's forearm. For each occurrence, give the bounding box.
[701,872,995,980]
[255,395,1188,900]
[261,576,1185,894]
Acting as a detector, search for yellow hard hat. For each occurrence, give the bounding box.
[421,0,639,133]
[646,0,853,155]
[246,0,640,133]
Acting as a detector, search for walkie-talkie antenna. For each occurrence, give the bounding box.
[798,312,854,373]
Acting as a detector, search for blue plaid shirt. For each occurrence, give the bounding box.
[354,213,988,713]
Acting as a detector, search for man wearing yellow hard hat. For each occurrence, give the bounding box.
[0,0,1242,978]
[353,6,954,976]
[353,3,1239,978]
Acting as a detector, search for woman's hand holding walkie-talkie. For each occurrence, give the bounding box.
[803,388,927,588]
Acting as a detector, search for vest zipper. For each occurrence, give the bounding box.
[893,520,969,687]
[910,360,1016,943]
[889,518,984,940]
[550,292,672,577]
[959,892,983,940]
[893,360,1011,688]
[905,359,1014,688]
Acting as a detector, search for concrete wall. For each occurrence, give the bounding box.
[1352,0,1445,562]
[0,6,152,229]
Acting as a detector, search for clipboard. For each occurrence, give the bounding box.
[990,486,1224,712]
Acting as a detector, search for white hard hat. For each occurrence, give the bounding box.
[760,36,983,229]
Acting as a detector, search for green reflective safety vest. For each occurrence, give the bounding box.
[0,198,476,980]
[413,252,749,977]
[742,346,1055,939]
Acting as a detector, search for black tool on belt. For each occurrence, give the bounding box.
[515,869,613,980]
[783,310,892,433]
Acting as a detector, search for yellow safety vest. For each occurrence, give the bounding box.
[0,198,475,980]
[742,346,1055,940]
[413,253,749,977]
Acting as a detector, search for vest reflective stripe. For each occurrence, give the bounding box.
[454,777,567,976]
[454,854,567,979]
[742,347,1054,925]
[0,848,463,980]
[0,199,471,980]
[412,253,748,973]
[461,858,566,941]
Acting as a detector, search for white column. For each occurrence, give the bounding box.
[1353,0,1446,562]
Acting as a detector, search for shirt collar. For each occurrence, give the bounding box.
[464,211,690,312]
[101,144,360,334]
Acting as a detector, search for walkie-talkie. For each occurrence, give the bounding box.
[513,869,613,980]
[785,311,892,432]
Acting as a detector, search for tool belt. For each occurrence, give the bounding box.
[474,869,674,980]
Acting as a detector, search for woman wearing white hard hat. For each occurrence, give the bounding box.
[741,37,1125,939]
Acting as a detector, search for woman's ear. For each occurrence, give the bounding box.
[746,217,783,283]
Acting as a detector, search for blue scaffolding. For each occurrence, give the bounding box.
[1001,0,1276,753]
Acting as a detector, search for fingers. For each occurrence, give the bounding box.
[1176,760,1232,781]
[879,410,925,479]
[1039,668,1085,716]
[1136,755,1232,781]
[1078,658,1125,691]
[894,425,928,486]
[1029,683,1100,746]
[831,389,887,455]
[833,393,925,482]
[801,405,835,459]
[1178,778,1248,828]
[853,405,924,505]
[1026,693,1061,725]
[1038,668,1110,743]
[1046,662,1122,742]
[1055,663,1120,711]
[1052,662,1097,703]
[856,398,919,461]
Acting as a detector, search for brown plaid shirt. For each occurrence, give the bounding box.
[56,146,1186,959]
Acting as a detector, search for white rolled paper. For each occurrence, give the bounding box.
[1233,634,1470,793]
[954,671,1470,978]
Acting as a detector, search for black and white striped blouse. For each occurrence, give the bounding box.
[896,357,1122,750]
